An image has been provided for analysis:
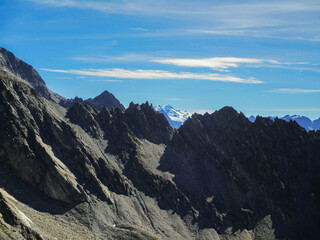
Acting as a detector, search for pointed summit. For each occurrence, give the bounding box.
[87,90,125,110]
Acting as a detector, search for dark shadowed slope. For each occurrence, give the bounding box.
[249,114,320,131]
[0,70,195,239]
[0,47,124,110]
[0,47,63,103]
[0,50,320,239]
[160,107,320,239]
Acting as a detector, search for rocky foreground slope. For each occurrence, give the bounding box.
[0,51,319,239]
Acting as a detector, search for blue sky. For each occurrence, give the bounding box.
[1,0,319,119]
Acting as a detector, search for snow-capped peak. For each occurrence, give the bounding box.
[154,105,192,128]
[249,114,319,132]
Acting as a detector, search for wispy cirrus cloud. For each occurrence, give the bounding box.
[258,64,320,72]
[153,57,263,71]
[130,27,149,32]
[190,28,320,42]
[152,57,314,71]
[73,55,266,72]
[72,54,319,72]
[29,1,320,16]
[40,68,263,84]
[29,0,320,41]
[270,88,320,93]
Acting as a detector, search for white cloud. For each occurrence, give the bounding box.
[266,60,282,64]
[259,64,320,72]
[131,27,149,32]
[270,88,320,93]
[72,53,319,72]
[191,28,320,42]
[153,57,263,71]
[152,57,319,72]
[40,67,263,84]
[24,1,318,41]
[30,1,320,16]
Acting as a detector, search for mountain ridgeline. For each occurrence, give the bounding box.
[0,47,319,240]
[154,105,319,131]
[0,47,124,111]
[248,115,320,132]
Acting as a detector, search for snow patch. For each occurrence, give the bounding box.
[154,105,192,128]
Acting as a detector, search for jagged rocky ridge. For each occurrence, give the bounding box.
[0,47,124,110]
[59,90,124,110]
[160,109,320,239]
[155,105,319,131]
[0,51,319,239]
[249,115,320,132]
[0,70,197,239]
[0,47,62,103]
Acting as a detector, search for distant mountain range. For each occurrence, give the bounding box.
[154,105,191,128]
[249,115,320,131]
[155,104,319,131]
